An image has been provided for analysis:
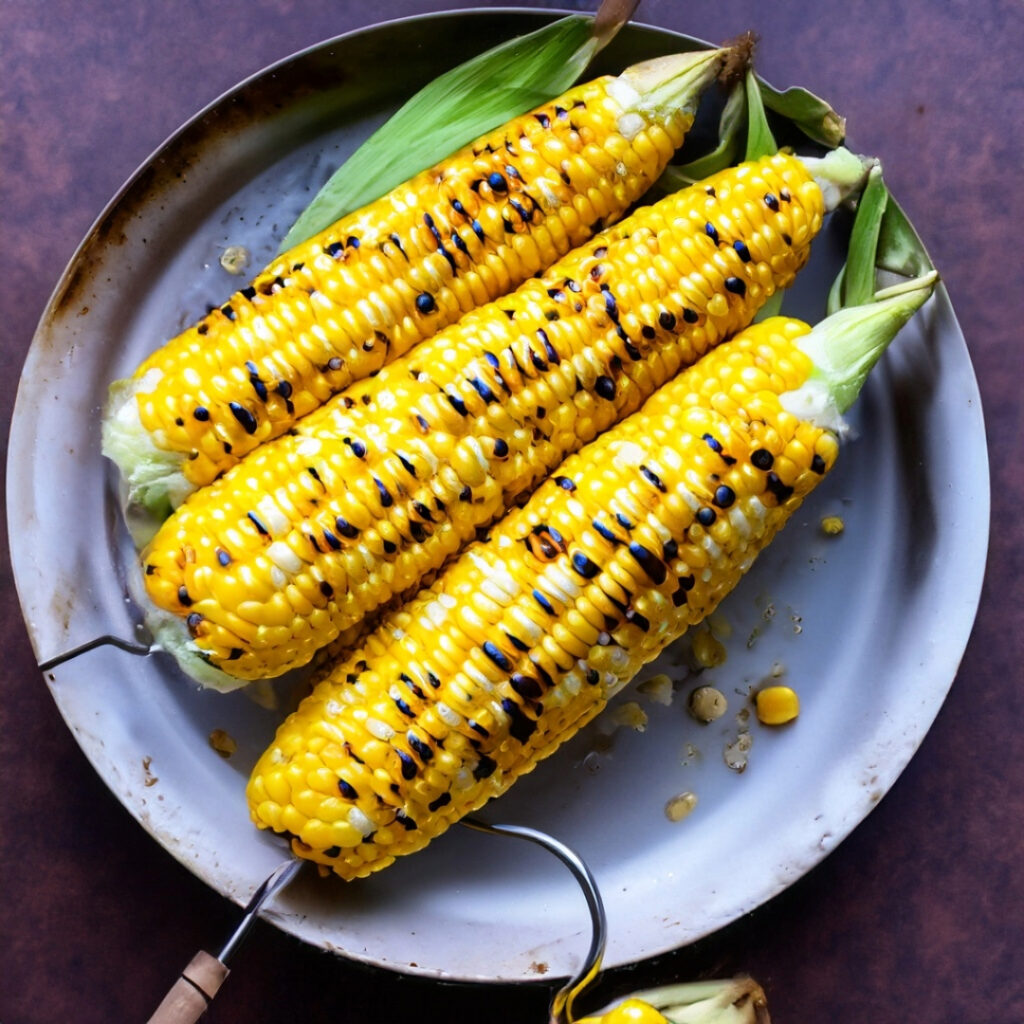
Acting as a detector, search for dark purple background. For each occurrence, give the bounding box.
[3,2,1022,1021]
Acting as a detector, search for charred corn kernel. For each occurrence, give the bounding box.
[104,52,729,509]
[247,317,841,879]
[755,685,800,725]
[821,514,845,536]
[688,685,728,723]
[144,153,827,687]
[577,999,670,1024]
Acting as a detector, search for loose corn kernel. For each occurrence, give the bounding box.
[208,729,237,758]
[821,514,845,536]
[688,685,728,723]
[755,685,801,725]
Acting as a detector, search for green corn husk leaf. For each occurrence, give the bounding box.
[827,164,935,315]
[658,85,747,190]
[757,77,846,148]
[744,68,777,161]
[594,977,772,1023]
[279,3,637,252]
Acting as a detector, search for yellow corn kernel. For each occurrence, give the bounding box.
[821,514,845,536]
[755,685,801,725]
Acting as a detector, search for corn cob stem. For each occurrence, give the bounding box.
[103,49,728,523]
[142,149,857,689]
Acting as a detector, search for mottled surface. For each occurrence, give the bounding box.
[2,2,1022,1022]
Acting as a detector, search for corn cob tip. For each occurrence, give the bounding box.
[718,30,758,88]
[581,977,771,1024]
[800,147,874,211]
[781,268,938,427]
[615,47,730,124]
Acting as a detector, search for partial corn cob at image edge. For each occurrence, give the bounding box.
[140,148,869,690]
[102,47,730,519]
[245,256,937,880]
[577,977,771,1024]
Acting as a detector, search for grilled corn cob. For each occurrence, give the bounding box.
[102,49,728,514]
[142,149,868,689]
[247,269,936,878]
[578,977,770,1024]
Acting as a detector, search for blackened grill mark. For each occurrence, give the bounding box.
[345,437,366,459]
[247,512,269,535]
[220,304,236,321]
[335,516,358,538]
[193,406,209,421]
[446,392,468,416]
[493,438,509,458]
[697,507,717,526]
[659,311,676,330]
[325,241,345,258]
[663,538,678,560]
[413,501,434,521]
[429,792,451,811]
[537,328,559,363]
[338,779,358,799]
[555,476,575,491]
[725,277,746,296]
[505,631,529,653]
[382,539,397,555]
[488,171,507,193]
[197,324,208,336]
[473,755,497,779]
[186,612,202,637]
[397,751,417,780]
[373,477,393,507]
[683,308,699,324]
[733,240,752,262]
[216,548,231,566]
[751,448,775,470]
[532,589,554,615]
[502,698,537,743]
[395,810,417,830]
[416,293,437,314]
[811,454,827,474]
[471,219,485,241]
[482,641,512,671]
[322,528,341,551]
[639,465,667,492]
[397,453,416,476]
[592,519,618,544]
[530,348,548,372]
[764,193,780,211]
[451,231,469,255]
[628,542,667,584]
[571,552,600,579]
[615,513,633,530]
[641,324,656,339]
[394,696,415,718]
[511,672,542,699]
[705,222,719,243]
[470,376,496,403]
[229,402,257,434]
[389,233,408,258]
[415,414,431,433]
[510,198,531,222]
[766,472,794,502]
[177,586,192,607]
[626,609,651,632]
[469,720,490,738]
[410,522,427,543]
[535,112,550,127]
[714,485,736,508]
[406,734,433,764]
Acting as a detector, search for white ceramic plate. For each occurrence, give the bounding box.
[7,11,989,983]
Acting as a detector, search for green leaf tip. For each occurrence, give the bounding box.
[279,8,637,252]
[757,78,846,148]
[794,269,938,417]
